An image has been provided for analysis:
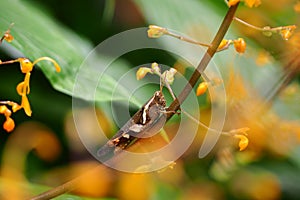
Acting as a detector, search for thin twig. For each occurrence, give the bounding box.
[0,59,18,65]
[29,167,102,200]
[234,17,283,32]
[167,3,239,116]
[165,31,212,48]
[29,3,240,200]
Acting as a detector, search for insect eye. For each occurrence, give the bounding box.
[160,99,166,106]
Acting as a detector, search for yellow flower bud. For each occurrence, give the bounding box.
[18,58,33,73]
[244,0,261,8]
[0,105,12,118]
[227,0,240,7]
[147,25,167,38]
[0,105,7,114]
[136,67,152,80]
[233,38,246,54]
[196,82,208,96]
[217,39,231,51]
[280,25,296,40]
[3,33,14,42]
[234,134,249,151]
[0,23,14,43]
[3,116,15,132]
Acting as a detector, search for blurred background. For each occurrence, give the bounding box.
[0,0,300,199]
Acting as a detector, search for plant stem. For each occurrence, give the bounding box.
[167,3,239,116]
[233,17,282,32]
[165,31,212,48]
[0,59,18,65]
[234,17,264,31]
[29,3,240,200]
[29,167,102,200]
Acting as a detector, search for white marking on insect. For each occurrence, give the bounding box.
[129,124,144,132]
[142,94,156,124]
[122,133,130,139]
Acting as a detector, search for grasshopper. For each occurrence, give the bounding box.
[97,88,169,161]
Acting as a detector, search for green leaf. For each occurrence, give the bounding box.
[0,0,141,106]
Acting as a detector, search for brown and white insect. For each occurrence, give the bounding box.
[97,90,168,161]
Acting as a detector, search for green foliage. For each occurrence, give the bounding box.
[0,0,139,105]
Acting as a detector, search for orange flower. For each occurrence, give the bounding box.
[229,127,250,151]
[217,39,232,51]
[17,73,31,95]
[0,101,22,113]
[3,117,15,132]
[244,0,261,7]
[0,56,61,132]
[0,106,5,114]
[234,134,249,151]
[15,73,32,116]
[3,33,14,42]
[0,105,15,132]
[0,105,10,116]
[227,0,261,8]
[0,23,14,43]
[20,94,32,117]
[18,58,33,73]
[279,25,297,40]
[196,82,208,96]
[227,0,240,7]
[17,57,60,116]
[233,38,246,54]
